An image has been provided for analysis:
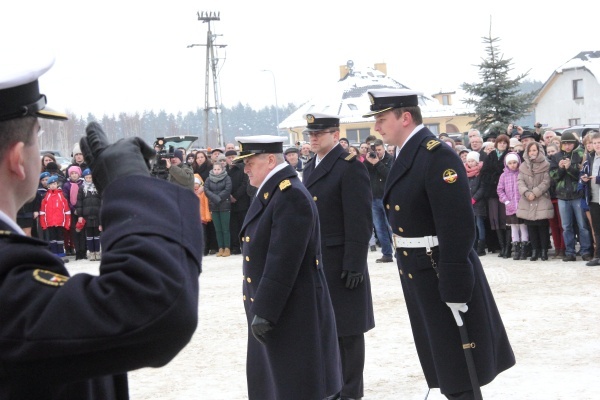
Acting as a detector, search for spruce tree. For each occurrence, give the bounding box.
[461,28,535,131]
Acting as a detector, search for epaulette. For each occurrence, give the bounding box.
[423,138,442,152]
[279,179,292,191]
[0,230,12,237]
[342,153,356,162]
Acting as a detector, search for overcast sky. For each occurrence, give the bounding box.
[4,0,598,118]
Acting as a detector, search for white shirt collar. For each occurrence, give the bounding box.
[398,124,425,154]
[256,162,288,196]
[0,210,25,235]
[315,143,340,166]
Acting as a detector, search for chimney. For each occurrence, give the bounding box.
[374,63,387,75]
[340,65,349,79]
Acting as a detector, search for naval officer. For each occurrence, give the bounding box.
[0,48,201,398]
[302,113,374,400]
[235,135,342,400]
[363,89,515,399]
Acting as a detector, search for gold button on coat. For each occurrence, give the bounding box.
[245,256,250,262]
[395,205,400,211]
[313,196,318,201]
[400,270,403,275]
[246,277,251,283]
[246,236,250,242]
[408,273,413,279]
[251,298,254,302]
[403,251,408,256]
[386,204,390,209]
[243,295,247,300]
[399,227,404,233]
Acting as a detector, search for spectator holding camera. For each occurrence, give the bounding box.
[165,149,194,190]
[364,138,394,263]
[549,132,593,261]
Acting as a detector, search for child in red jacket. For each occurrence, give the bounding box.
[40,175,71,261]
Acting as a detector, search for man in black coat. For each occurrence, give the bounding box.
[225,150,250,255]
[0,56,201,399]
[302,113,375,400]
[363,89,515,399]
[235,135,342,400]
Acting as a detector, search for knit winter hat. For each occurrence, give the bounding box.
[72,142,82,156]
[505,152,520,165]
[47,176,59,185]
[466,151,480,162]
[68,165,82,176]
[173,149,184,162]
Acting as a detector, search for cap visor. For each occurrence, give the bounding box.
[37,107,68,121]
[232,153,256,163]
[361,107,393,118]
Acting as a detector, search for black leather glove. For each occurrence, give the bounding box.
[79,122,155,193]
[341,270,364,289]
[251,315,273,345]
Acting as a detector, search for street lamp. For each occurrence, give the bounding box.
[261,69,279,135]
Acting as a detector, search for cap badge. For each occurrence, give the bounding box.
[33,269,69,287]
[442,169,458,184]
[368,93,375,105]
[307,114,315,124]
[238,143,243,152]
[264,192,269,200]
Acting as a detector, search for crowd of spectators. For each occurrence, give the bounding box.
[25,125,600,267]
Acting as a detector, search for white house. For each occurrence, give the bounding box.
[533,51,600,129]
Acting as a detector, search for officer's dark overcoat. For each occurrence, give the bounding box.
[241,165,342,400]
[383,127,515,395]
[0,176,202,399]
[302,144,375,336]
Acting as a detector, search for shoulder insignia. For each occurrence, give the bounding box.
[279,179,292,191]
[443,169,458,184]
[263,192,269,200]
[0,230,12,236]
[344,153,356,161]
[425,139,442,151]
[33,269,69,287]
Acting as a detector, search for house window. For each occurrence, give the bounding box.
[425,124,439,135]
[568,118,580,126]
[345,128,371,143]
[347,104,358,111]
[573,79,584,99]
[442,95,450,105]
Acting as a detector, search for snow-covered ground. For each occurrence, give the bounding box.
[67,248,600,399]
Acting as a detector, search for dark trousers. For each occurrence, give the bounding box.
[47,226,64,255]
[230,209,247,253]
[338,334,365,398]
[589,202,600,257]
[527,220,550,250]
[446,390,475,399]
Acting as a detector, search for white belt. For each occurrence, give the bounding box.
[393,234,439,252]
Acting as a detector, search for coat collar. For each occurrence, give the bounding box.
[302,144,345,188]
[383,127,435,199]
[241,165,298,233]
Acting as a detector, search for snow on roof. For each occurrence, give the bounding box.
[279,63,473,129]
[556,51,600,80]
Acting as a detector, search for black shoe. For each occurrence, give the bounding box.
[376,256,394,263]
[529,249,539,261]
[582,253,593,261]
[586,258,600,266]
[370,245,377,252]
[231,249,241,255]
[540,249,548,261]
[562,254,576,262]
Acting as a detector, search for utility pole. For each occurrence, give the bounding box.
[189,11,226,148]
